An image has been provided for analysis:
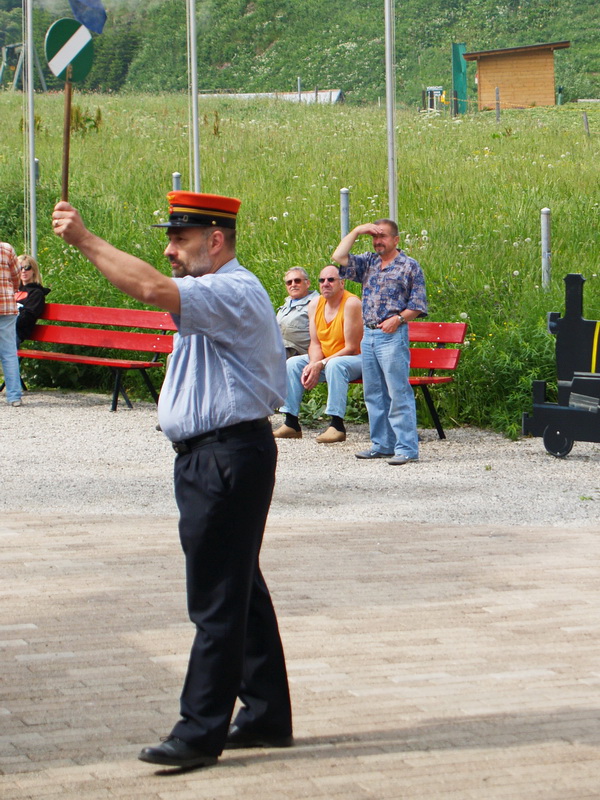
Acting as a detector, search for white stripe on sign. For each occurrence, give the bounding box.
[48,25,92,77]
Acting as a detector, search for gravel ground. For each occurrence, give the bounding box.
[1,390,599,527]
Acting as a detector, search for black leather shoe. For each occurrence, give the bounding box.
[225,723,294,750]
[138,736,218,769]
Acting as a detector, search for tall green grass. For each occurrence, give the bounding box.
[1,93,599,434]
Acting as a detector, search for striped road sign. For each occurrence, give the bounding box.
[45,18,94,82]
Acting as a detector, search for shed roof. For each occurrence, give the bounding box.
[463,41,570,61]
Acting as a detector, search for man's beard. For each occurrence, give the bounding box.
[170,242,211,278]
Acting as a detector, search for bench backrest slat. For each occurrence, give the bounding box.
[25,324,174,354]
[40,303,178,331]
[409,347,462,371]
[407,321,467,345]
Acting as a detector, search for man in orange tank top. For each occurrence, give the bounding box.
[274,265,362,443]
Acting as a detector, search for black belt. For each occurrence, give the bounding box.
[172,417,270,455]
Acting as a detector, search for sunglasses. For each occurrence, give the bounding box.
[20,266,33,271]
[318,277,338,283]
[285,277,304,286]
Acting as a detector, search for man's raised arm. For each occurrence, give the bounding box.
[332,223,382,266]
[52,201,180,314]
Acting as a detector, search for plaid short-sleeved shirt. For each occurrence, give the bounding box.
[339,249,428,326]
[0,242,19,316]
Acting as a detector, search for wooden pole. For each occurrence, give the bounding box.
[61,65,72,202]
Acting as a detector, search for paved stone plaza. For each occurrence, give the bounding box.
[2,512,600,799]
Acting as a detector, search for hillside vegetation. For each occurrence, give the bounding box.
[0,0,599,104]
[1,93,599,435]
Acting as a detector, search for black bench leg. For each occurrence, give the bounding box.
[419,385,446,440]
[111,369,133,412]
[139,369,159,404]
[0,376,27,393]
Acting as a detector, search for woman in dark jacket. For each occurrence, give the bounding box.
[15,255,50,344]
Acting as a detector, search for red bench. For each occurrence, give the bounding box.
[353,321,468,439]
[16,303,177,411]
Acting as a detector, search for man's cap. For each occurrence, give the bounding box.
[153,191,241,230]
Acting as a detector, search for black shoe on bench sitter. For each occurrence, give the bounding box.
[225,723,294,749]
[138,736,218,769]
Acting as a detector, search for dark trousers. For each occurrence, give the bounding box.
[170,425,292,755]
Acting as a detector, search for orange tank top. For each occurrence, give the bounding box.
[315,290,359,358]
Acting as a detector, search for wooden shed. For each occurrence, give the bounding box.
[463,41,570,110]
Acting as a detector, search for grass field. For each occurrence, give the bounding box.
[2,92,600,434]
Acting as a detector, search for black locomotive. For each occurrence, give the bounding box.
[522,273,600,457]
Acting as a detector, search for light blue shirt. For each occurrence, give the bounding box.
[158,258,286,441]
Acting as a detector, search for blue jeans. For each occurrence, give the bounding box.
[280,354,362,419]
[361,326,418,458]
[0,314,21,403]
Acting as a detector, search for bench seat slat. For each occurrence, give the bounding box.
[17,349,164,370]
[409,376,453,385]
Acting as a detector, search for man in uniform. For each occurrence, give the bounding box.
[332,219,427,464]
[52,192,293,770]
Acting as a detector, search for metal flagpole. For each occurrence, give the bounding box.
[187,0,201,192]
[25,0,37,257]
[384,0,397,223]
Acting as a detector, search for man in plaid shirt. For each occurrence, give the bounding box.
[0,242,22,406]
[333,219,427,465]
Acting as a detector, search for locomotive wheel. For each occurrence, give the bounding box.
[542,426,574,458]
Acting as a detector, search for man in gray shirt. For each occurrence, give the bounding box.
[52,191,293,770]
[276,267,319,358]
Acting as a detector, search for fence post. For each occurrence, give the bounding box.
[541,207,551,290]
[495,87,500,122]
[297,76,301,103]
[172,172,181,191]
[340,188,350,239]
[583,111,590,137]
